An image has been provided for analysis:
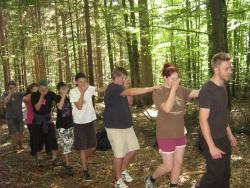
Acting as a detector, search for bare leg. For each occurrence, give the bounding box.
[170,146,186,184]
[114,157,123,180]
[80,150,88,170]
[122,150,136,171]
[152,153,174,179]
[64,154,69,166]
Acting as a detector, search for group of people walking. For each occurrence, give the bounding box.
[2,52,237,188]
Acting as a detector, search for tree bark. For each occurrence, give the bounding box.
[61,12,71,83]
[104,0,114,72]
[138,0,153,105]
[0,7,9,90]
[94,0,104,88]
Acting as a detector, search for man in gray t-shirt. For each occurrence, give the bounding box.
[2,81,24,150]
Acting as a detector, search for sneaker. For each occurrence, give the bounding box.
[115,178,128,188]
[83,170,92,182]
[144,176,156,188]
[52,158,64,166]
[64,165,74,176]
[121,170,133,183]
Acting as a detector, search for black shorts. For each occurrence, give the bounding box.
[73,121,97,151]
[33,122,58,153]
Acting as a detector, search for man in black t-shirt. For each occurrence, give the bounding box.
[196,52,237,188]
[104,67,159,188]
[55,82,74,176]
[31,80,59,166]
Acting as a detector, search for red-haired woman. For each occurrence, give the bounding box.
[145,64,199,188]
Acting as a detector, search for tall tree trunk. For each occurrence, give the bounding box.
[209,0,228,55]
[244,30,250,98]
[186,0,192,87]
[104,0,114,72]
[54,0,63,82]
[0,7,9,90]
[94,0,103,88]
[128,0,140,89]
[19,4,27,89]
[83,0,94,85]
[35,3,46,81]
[68,0,78,74]
[75,0,84,73]
[138,0,153,105]
[61,12,71,83]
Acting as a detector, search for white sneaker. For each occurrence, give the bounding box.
[144,176,157,188]
[121,170,133,183]
[115,178,128,188]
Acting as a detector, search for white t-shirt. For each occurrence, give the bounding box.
[69,86,97,124]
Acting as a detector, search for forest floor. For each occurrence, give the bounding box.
[0,101,250,188]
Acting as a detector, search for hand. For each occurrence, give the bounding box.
[152,85,161,90]
[209,146,225,159]
[171,78,180,91]
[61,88,69,97]
[229,135,237,147]
[8,88,15,95]
[80,83,89,95]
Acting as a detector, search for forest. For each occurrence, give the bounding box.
[0,0,250,187]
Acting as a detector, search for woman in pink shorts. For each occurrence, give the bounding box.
[145,64,199,188]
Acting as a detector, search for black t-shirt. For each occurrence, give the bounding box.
[199,81,229,139]
[104,83,133,129]
[31,91,57,115]
[55,95,73,129]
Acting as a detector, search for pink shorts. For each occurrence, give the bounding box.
[157,137,187,154]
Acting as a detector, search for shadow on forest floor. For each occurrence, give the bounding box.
[0,101,250,188]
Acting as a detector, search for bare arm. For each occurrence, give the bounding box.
[226,126,237,147]
[127,96,133,106]
[160,79,180,113]
[121,86,158,96]
[189,89,200,99]
[160,87,177,113]
[3,90,14,105]
[199,108,225,159]
[34,95,45,111]
[74,92,85,110]
[3,93,12,105]
[95,86,107,93]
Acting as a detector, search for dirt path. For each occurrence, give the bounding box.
[0,109,249,188]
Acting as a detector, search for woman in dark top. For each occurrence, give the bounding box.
[55,82,74,176]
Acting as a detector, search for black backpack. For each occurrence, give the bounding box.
[96,129,111,151]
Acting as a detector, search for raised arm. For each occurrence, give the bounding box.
[160,79,180,113]
[34,94,45,111]
[3,89,14,105]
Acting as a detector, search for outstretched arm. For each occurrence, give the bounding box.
[189,89,200,98]
[121,86,159,96]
